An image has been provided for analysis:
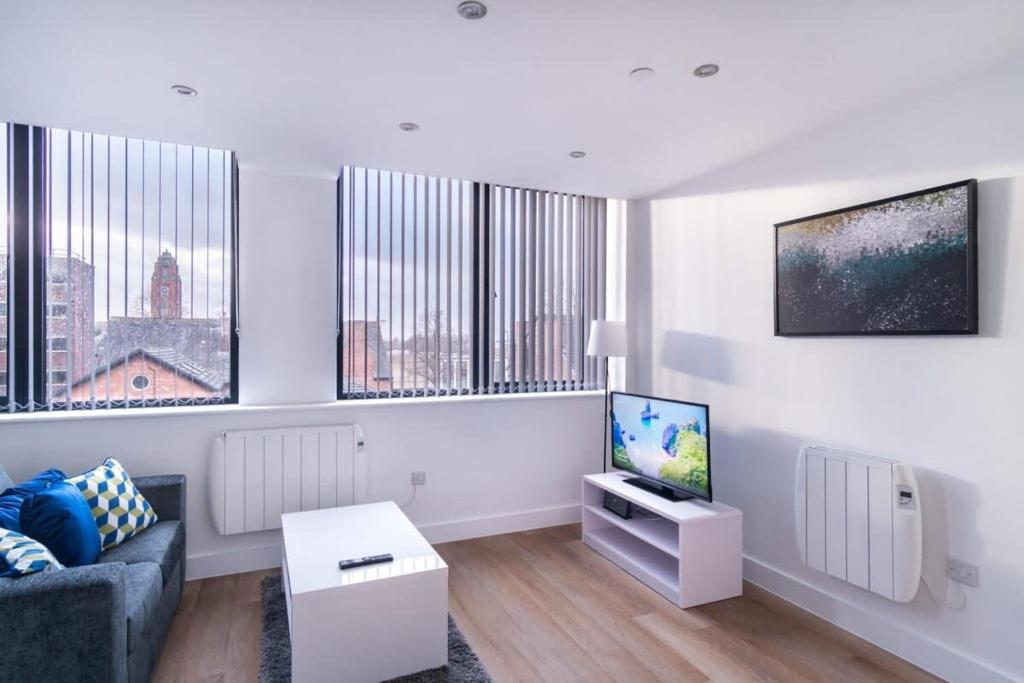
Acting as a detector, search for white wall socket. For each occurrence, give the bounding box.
[411,471,427,486]
[947,558,978,587]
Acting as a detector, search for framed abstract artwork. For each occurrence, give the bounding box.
[774,179,978,336]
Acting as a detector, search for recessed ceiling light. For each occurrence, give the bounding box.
[693,64,720,78]
[457,1,487,20]
[171,84,197,97]
[569,150,586,159]
[398,122,420,132]
[629,67,655,81]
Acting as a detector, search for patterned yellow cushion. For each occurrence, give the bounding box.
[65,459,158,551]
[0,528,64,577]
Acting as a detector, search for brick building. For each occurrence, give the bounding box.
[0,260,6,395]
[340,321,392,394]
[68,347,223,403]
[47,255,96,394]
[67,251,230,403]
[0,253,95,398]
[151,250,183,319]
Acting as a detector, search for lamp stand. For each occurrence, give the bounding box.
[602,356,609,473]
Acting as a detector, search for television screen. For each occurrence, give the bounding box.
[610,392,711,501]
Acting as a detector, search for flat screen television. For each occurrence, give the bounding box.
[610,391,712,502]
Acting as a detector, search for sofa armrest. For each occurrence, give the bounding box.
[0,562,128,683]
[135,474,186,525]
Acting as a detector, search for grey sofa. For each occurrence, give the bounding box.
[0,464,186,683]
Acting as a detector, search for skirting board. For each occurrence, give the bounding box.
[743,556,1016,683]
[187,542,282,581]
[185,502,582,581]
[418,503,581,545]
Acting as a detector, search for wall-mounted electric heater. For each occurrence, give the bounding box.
[796,446,921,602]
[210,424,367,535]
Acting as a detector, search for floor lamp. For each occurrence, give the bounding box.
[586,321,627,473]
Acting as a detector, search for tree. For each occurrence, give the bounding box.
[404,312,470,392]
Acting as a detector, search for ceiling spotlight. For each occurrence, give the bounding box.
[456,1,487,20]
[171,84,197,97]
[398,122,420,132]
[629,67,655,81]
[568,150,586,159]
[693,64,720,78]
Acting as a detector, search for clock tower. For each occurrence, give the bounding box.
[150,250,182,319]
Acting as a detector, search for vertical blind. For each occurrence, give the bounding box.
[1,122,239,413]
[338,165,606,399]
[487,184,606,393]
[338,167,474,398]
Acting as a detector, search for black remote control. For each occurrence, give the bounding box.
[338,553,394,570]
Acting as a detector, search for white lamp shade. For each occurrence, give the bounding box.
[586,320,627,358]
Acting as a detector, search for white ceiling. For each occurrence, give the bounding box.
[2,0,1023,199]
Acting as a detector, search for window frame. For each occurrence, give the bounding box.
[1,122,240,414]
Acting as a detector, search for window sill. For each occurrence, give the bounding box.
[334,389,604,408]
[0,390,604,425]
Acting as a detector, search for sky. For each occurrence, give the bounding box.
[341,166,588,343]
[48,129,232,324]
[2,125,592,345]
[342,166,473,342]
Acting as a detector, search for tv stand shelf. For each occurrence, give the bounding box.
[582,473,743,608]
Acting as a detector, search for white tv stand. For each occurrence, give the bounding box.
[582,472,743,608]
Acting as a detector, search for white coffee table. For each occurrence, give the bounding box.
[281,501,448,682]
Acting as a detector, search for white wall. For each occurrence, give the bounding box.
[627,57,1024,682]
[0,167,604,578]
[238,170,338,405]
[0,394,601,578]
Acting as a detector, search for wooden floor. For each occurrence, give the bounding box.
[153,524,940,683]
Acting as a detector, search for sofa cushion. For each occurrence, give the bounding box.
[20,482,101,567]
[124,562,162,654]
[97,520,183,586]
[0,469,66,532]
[0,528,64,577]
[66,458,158,551]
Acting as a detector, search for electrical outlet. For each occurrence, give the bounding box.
[947,558,978,587]
[411,471,427,486]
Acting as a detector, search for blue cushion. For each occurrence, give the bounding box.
[0,469,66,532]
[0,528,64,577]
[19,482,101,567]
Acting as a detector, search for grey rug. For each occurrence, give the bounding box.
[259,574,492,683]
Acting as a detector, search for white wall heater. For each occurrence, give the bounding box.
[795,446,922,602]
[210,424,367,535]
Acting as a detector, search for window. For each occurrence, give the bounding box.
[130,374,151,391]
[338,166,606,399]
[1,122,238,413]
[486,184,606,392]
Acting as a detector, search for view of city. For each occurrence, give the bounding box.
[338,167,599,397]
[0,127,234,408]
[3,139,599,407]
[0,248,232,407]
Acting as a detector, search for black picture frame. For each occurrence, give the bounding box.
[774,179,978,337]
